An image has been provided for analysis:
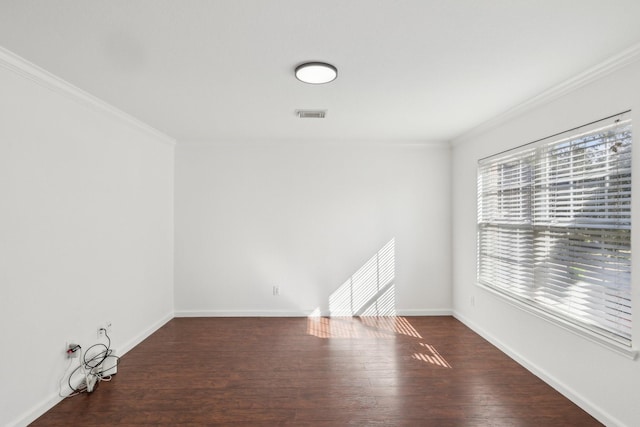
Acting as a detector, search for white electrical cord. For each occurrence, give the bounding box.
[60,348,86,398]
[58,357,75,398]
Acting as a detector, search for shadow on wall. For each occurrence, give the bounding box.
[328,238,396,317]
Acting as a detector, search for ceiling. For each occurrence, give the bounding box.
[1,1,640,143]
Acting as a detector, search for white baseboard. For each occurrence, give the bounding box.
[12,393,61,427]
[175,308,453,317]
[11,311,175,427]
[175,309,312,317]
[118,311,174,355]
[397,308,453,316]
[452,310,624,427]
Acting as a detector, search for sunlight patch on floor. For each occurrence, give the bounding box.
[411,342,452,368]
[306,316,421,339]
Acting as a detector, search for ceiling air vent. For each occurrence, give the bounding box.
[296,110,326,118]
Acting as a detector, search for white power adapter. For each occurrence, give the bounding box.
[101,349,118,376]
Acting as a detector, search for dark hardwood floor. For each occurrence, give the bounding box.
[32,316,601,426]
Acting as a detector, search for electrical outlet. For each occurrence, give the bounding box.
[272,285,280,296]
[97,321,113,338]
[470,296,475,307]
[66,342,80,358]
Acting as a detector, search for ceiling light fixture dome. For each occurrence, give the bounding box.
[295,62,337,84]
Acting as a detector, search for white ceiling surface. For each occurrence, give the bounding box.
[1,1,640,143]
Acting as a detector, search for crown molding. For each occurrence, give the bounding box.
[177,138,449,148]
[451,42,640,146]
[0,46,176,147]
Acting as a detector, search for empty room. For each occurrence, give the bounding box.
[1,1,639,426]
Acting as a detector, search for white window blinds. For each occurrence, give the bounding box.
[477,114,632,346]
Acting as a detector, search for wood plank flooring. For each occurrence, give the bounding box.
[32,316,602,426]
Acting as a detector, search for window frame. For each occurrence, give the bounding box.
[476,112,636,358]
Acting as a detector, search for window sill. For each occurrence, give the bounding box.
[477,283,638,360]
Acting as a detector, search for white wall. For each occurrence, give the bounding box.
[451,59,640,426]
[175,141,451,316]
[0,55,175,426]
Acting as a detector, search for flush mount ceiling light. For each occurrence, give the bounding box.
[295,62,337,84]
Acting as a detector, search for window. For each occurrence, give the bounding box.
[477,113,633,348]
